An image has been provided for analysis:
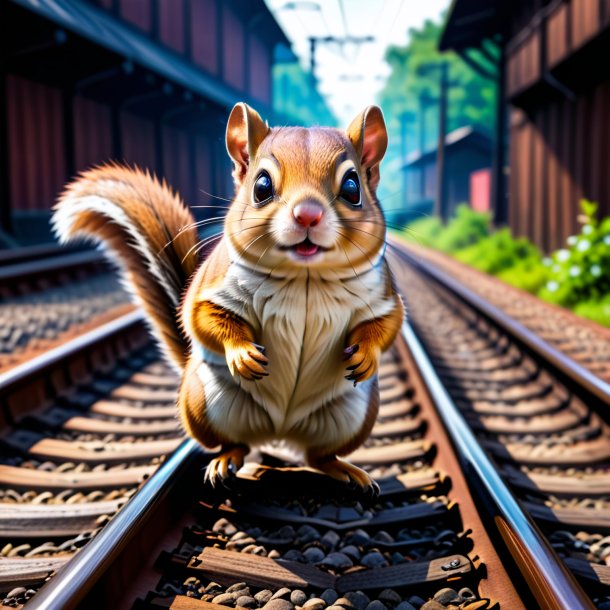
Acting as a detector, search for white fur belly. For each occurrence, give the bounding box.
[246,276,355,430]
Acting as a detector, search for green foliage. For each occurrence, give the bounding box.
[402,200,610,327]
[403,215,444,248]
[538,200,610,306]
[376,17,497,205]
[433,205,491,253]
[496,259,549,294]
[573,296,610,327]
[454,228,542,274]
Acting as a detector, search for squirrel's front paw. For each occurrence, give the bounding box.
[343,342,379,386]
[226,341,268,381]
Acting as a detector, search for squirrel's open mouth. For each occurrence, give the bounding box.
[280,237,325,257]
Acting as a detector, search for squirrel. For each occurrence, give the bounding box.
[52,103,404,494]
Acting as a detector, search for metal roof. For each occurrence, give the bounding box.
[439,0,503,51]
[10,0,292,111]
[402,125,492,169]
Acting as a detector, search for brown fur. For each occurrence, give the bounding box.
[54,104,403,492]
[54,164,198,369]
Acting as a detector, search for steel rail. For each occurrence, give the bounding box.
[401,321,595,610]
[0,309,145,396]
[393,242,610,405]
[0,249,105,282]
[25,438,201,610]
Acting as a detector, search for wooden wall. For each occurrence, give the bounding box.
[509,82,610,252]
[87,0,273,106]
[5,0,278,232]
[504,0,610,251]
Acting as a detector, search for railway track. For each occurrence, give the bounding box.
[0,247,131,373]
[399,241,610,384]
[0,311,182,607]
[1,238,608,608]
[389,241,610,608]
[1,310,592,608]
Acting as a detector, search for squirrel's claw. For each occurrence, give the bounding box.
[226,342,269,381]
[204,445,248,487]
[343,342,378,386]
[309,456,379,497]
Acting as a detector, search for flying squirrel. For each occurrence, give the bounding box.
[52,103,405,494]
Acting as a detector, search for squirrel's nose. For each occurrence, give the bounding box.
[293,202,323,228]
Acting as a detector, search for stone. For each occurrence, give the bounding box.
[407,597,426,609]
[420,602,445,610]
[345,529,370,546]
[395,604,417,610]
[226,583,249,594]
[304,598,327,610]
[263,600,295,610]
[361,551,388,568]
[283,549,306,562]
[378,590,401,607]
[321,589,339,606]
[340,545,361,561]
[212,593,236,606]
[304,547,326,563]
[433,589,460,605]
[321,530,341,551]
[236,596,258,608]
[271,588,292,601]
[213,518,237,535]
[334,598,354,609]
[372,531,394,543]
[277,525,296,539]
[344,591,370,610]
[291,591,308,606]
[297,525,321,543]
[319,552,354,570]
[364,602,387,610]
[205,582,223,593]
[255,590,274,605]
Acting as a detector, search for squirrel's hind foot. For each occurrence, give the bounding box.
[204,444,249,487]
[308,455,380,498]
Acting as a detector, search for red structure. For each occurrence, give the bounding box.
[441,0,610,251]
[0,0,292,245]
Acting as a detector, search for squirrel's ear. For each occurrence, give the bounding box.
[346,106,388,170]
[226,103,269,184]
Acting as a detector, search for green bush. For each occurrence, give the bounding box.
[454,228,542,275]
[404,204,491,252]
[403,216,444,248]
[401,199,610,327]
[573,296,610,327]
[433,205,491,253]
[496,258,549,294]
[538,200,610,307]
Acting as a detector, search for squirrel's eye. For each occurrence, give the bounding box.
[253,171,273,205]
[339,171,361,207]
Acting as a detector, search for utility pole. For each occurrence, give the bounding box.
[435,62,449,222]
[492,43,507,226]
[399,111,415,208]
[307,35,374,82]
[418,62,455,222]
[417,92,436,201]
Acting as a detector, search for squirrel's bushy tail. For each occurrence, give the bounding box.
[53,163,199,371]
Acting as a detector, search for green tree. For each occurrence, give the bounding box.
[377,18,497,216]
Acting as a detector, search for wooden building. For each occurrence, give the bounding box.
[0,0,295,245]
[403,126,492,222]
[441,0,610,251]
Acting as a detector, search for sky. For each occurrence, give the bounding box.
[265,0,450,125]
